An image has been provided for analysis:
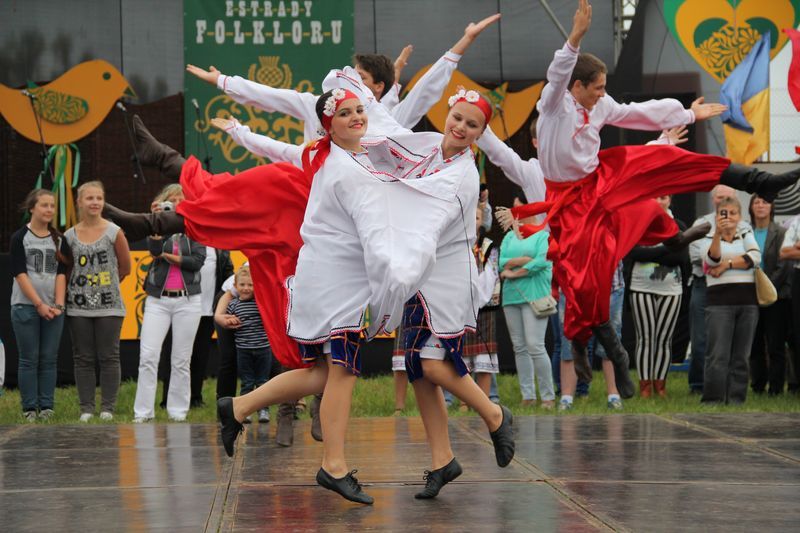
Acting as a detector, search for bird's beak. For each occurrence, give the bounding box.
[123,85,138,100]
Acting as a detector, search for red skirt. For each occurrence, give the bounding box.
[513,145,730,343]
[176,156,311,368]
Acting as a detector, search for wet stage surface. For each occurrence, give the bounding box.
[1,413,799,532]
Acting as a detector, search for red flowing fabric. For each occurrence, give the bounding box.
[176,156,312,368]
[783,28,800,112]
[512,145,730,342]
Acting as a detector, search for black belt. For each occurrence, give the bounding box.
[162,289,187,297]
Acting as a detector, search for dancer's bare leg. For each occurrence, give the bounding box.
[393,370,408,410]
[232,363,328,422]
[421,359,502,431]
[412,378,455,470]
[320,357,357,477]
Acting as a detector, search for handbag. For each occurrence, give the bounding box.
[754,267,777,307]
[512,284,557,317]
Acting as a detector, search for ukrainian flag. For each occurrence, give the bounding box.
[720,33,770,165]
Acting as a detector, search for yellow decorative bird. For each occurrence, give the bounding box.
[0,59,136,145]
[403,68,543,141]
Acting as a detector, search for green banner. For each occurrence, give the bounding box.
[184,0,354,173]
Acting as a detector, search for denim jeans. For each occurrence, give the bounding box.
[11,304,64,412]
[688,278,707,392]
[703,304,759,404]
[237,346,273,396]
[503,303,555,401]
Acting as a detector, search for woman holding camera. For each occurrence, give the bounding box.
[702,197,760,404]
[133,184,206,422]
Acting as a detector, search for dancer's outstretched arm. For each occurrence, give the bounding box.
[476,126,546,203]
[392,14,500,128]
[211,117,303,168]
[187,64,318,127]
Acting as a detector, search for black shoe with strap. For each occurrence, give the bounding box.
[414,458,463,499]
[217,397,243,457]
[489,405,515,467]
[316,468,374,505]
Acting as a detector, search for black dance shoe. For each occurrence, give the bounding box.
[316,468,374,505]
[489,405,515,467]
[217,397,243,457]
[414,458,463,499]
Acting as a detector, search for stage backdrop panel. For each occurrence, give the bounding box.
[183,0,354,173]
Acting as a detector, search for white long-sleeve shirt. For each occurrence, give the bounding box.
[476,126,546,204]
[536,42,696,182]
[215,50,461,144]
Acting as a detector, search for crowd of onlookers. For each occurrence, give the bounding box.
[4,180,799,424]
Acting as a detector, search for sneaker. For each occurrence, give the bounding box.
[168,415,186,422]
[607,397,623,410]
[99,411,114,421]
[540,400,555,410]
[133,416,153,424]
[38,409,55,420]
[558,399,573,411]
[258,409,270,423]
[79,413,94,423]
[23,410,37,422]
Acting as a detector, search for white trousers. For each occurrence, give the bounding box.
[0,341,5,387]
[134,294,201,419]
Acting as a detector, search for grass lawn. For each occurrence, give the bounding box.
[1,372,798,425]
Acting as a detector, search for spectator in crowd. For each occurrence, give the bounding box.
[10,189,70,421]
[215,270,310,445]
[626,195,690,398]
[749,194,790,395]
[64,181,131,421]
[702,197,760,404]
[226,265,272,423]
[133,185,206,422]
[499,211,555,409]
[688,185,743,394]
[162,245,232,408]
[779,210,800,395]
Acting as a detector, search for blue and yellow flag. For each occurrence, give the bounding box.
[720,32,770,165]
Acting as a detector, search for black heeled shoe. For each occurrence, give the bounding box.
[217,397,243,457]
[414,458,462,499]
[316,468,374,505]
[489,405,515,467]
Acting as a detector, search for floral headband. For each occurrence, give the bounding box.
[320,88,360,131]
[447,88,492,125]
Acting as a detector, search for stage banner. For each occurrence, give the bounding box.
[183,0,354,173]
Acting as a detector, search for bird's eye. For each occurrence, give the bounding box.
[103,72,111,80]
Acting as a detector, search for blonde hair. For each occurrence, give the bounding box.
[234,265,252,284]
[717,196,741,214]
[155,183,183,203]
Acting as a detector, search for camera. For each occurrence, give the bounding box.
[720,209,728,219]
[159,201,174,212]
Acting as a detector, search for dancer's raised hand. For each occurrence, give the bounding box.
[690,97,728,121]
[568,0,592,49]
[394,45,413,81]
[495,206,515,231]
[663,125,689,145]
[210,117,234,131]
[187,64,221,86]
[452,13,501,55]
